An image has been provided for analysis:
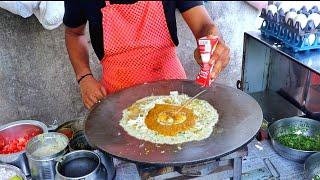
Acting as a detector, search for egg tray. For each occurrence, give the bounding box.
[260,8,320,34]
[259,8,320,52]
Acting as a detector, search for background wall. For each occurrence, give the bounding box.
[0,1,261,126]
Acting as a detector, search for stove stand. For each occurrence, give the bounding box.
[136,146,248,180]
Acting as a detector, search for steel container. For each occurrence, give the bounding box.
[304,152,320,180]
[0,163,27,180]
[0,120,48,176]
[268,117,320,163]
[26,132,69,180]
[55,150,108,180]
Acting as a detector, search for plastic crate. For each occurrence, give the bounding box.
[259,8,320,52]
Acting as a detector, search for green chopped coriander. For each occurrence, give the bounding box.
[275,134,320,151]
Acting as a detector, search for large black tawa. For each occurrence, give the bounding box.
[85,80,263,165]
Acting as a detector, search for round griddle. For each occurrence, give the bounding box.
[85,80,263,165]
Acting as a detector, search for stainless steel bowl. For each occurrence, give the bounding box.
[268,117,320,163]
[0,163,27,180]
[305,152,320,180]
[0,120,48,176]
[55,150,108,180]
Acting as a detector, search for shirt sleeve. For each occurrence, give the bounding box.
[176,1,204,13]
[63,0,87,28]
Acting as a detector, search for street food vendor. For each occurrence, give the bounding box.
[63,0,230,109]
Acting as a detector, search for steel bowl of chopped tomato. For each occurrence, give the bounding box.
[0,120,48,176]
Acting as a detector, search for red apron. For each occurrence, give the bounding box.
[100,1,186,94]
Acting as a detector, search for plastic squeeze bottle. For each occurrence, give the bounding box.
[195,36,219,87]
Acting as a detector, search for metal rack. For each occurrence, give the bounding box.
[240,31,320,122]
[136,146,248,180]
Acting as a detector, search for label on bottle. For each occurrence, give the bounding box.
[195,36,219,87]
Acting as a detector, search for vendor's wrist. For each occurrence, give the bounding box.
[77,73,93,84]
[76,70,92,80]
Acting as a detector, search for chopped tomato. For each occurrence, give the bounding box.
[0,129,41,154]
[0,136,5,149]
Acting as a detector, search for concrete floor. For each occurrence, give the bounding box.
[0,1,261,126]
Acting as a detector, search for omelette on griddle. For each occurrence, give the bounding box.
[119,91,219,144]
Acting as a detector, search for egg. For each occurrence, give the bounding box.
[304,3,316,12]
[119,94,219,144]
[291,4,303,11]
[307,34,316,45]
[300,6,308,13]
[278,2,291,13]
[308,5,319,13]
[292,2,314,12]
[267,4,278,15]
[285,11,297,24]
[308,13,320,28]
[293,13,308,29]
[289,8,297,12]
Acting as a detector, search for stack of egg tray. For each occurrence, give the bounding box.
[259,8,320,52]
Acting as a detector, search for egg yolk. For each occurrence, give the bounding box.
[145,104,196,136]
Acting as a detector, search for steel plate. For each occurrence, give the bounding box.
[85,80,263,165]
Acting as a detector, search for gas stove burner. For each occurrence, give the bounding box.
[136,146,248,180]
[175,160,219,177]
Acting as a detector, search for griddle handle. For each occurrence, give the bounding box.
[236,80,242,90]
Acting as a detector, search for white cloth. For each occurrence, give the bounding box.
[0,1,64,30]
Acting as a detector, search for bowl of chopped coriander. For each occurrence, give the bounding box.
[268,117,320,163]
[305,152,320,180]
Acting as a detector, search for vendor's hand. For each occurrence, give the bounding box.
[79,75,107,109]
[194,35,230,81]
